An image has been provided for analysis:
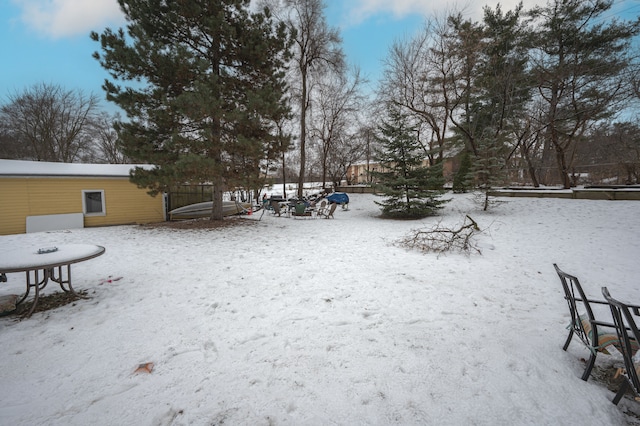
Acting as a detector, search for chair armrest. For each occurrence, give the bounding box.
[602,299,640,312]
[591,319,617,329]
[576,297,640,313]
[592,319,640,338]
[574,297,609,306]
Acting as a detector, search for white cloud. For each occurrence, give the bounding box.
[13,0,125,39]
[346,0,547,26]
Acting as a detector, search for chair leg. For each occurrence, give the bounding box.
[613,380,629,405]
[562,329,574,351]
[581,352,597,381]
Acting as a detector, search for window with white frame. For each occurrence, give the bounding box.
[82,190,106,216]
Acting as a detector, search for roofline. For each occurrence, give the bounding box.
[0,159,155,178]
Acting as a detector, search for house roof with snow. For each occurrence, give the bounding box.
[0,159,155,178]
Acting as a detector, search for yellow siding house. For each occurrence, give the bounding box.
[0,160,165,235]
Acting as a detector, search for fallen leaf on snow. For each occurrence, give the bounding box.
[134,362,154,374]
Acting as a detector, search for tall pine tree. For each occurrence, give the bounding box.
[373,107,447,219]
[472,4,529,210]
[91,0,292,219]
[528,0,640,188]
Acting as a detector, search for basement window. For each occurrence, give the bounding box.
[82,190,106,216]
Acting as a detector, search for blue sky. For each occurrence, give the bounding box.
[1,0,638,111]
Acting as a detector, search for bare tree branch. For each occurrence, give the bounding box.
[397,215,482,255]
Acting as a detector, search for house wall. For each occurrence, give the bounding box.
[0,176,165,235]
[347,158,457,185]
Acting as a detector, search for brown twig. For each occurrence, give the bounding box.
[398,215,482,255]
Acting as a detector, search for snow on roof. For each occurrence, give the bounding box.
[0,159,155,177]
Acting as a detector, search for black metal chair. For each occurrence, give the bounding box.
[602,287,640,405]
[554,264,622,381]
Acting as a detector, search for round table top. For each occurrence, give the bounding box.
[0,244,105,273]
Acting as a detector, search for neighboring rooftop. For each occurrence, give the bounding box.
[0,159,155,177]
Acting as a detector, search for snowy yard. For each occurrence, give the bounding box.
[0,192,639,425]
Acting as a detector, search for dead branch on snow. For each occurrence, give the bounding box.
[398,215,482,255]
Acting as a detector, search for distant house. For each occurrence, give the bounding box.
[0,159,166,235]
[346,156,460,185]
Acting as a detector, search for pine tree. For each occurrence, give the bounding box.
[528,0,640,188]
[452,150,472,193]
[91,0,292,219]
[472,135,508,210]
[449,4,528,206]
[470,4,529,209]
[373,108,447,219]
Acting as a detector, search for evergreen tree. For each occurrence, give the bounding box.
[373,108,447,219]
[450,4,529,207]
[452,149,472,193]
[527,0,640,188]
[473,4,529,209]
[91,0,292,219]
[472,136,508,210]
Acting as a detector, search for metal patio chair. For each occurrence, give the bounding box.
[554,264,623,381]
[602,287,640,405]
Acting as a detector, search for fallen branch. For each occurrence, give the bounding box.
[397,215,482,255]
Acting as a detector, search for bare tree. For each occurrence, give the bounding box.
[378,18,453,163]
[356,124,377,184]
[93,112,129,164]
[325,129,367,189]
[310,66,365,189]
[577,122,640,185]
[0,83,101,162]
[0,121,22,159]
[267,0,344,198]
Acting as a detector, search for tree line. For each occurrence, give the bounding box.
[1,0,639,219]
[378,0,640,194]
[0,83,126,164]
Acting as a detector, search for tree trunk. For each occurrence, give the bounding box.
[555,148,571,189]
[281,147,287,199]
[520,143,540,187]
[210,174,224,220]
[321,147,328,190]
[297,67,307,199]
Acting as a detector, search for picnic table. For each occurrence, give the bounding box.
[0,244,105,317]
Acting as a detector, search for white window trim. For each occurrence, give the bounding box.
[82,190,106,216]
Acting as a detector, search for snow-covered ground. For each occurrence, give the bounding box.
[0,192,639,425]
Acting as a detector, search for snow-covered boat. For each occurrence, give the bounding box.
[169,201,252,219]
